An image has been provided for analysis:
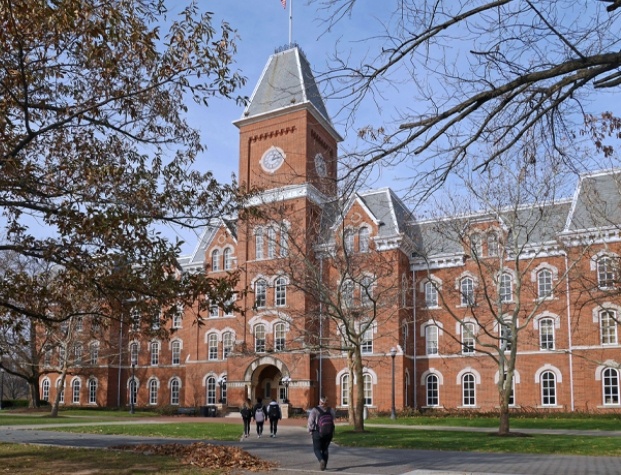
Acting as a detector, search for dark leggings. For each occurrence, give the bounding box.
[269,418,279,435]
[243,418,251,436]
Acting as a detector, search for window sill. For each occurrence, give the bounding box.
[536,405,563,409]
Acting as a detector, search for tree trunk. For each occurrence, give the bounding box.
[352,346,365,432]
[498,402,510,435]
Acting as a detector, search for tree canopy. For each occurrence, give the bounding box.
[0,0,247,328]
[320,0,621,196]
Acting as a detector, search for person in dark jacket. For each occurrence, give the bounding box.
[252,397,268,438]
[267,400,282,437]
[240,398,252,439]
[307,396,336,471]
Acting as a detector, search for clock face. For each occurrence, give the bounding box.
[315,153,327,177]
[260,147,285,173]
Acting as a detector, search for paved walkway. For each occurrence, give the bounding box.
[1,416,621,475]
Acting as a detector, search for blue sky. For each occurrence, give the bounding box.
[167,1,391,251]
[166,1,621,253]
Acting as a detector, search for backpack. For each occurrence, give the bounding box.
[254,406,265,422]
[315,406,335,437]
[240,407,251,419]
[268,404,280,419]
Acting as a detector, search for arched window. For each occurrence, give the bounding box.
[274,323,286,351]
[211,249,220,271]
[254,324,266,353]
[426,374,439,406]
[603,368,620,405]
[363,374,373,406]
[462,322,475,354]
[206,376,216,405]
[255,279,267,308]
[539,318,555,350]
[171,378,181,405]
[341,374,350,406]
[223,248,233,270]
[42,379,50,401]
[541,371,556,406]
[58,379,65,404]
[171,340,181,365]
[275,277,287,307]
[223,331,233,359]
[600,310,618,345]
[460,277,475,306]
[359,227,370,253]
[72,379,81,404]
[425,325,438,355]
[149,379,158,405]
[172,306,183,328]
[499,273,513,302]
[88,379,97,404]
[129,377,137,406]
[424,281,438,308]
[208,333,218,360]
[255,228,264,260]
[462,373,476,406]
[267,227,276,259]
[150,341,160,366]
[537,269,553,299]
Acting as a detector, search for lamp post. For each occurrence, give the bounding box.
[390,347,396,419]
[280,376,291,403]
[129,363,135,414]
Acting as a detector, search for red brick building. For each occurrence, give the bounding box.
[41,46,621,415]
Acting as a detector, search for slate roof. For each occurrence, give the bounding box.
[236,46,341,140]
[564,169,621,232]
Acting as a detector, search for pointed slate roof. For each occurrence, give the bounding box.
[235,45,342,141]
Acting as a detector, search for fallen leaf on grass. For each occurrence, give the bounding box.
[111,442,277,473]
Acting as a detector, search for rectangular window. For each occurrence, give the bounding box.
[150,342,160,366]
[361,327,373,354]
[540,319,555,350]
[462,323,475,354]
[426,326,438,355]
[208,334,218,360]
[255,325,266,353]
[601,311,618,345]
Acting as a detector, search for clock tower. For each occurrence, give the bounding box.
[234,45,342,198]
[228,45,342,408]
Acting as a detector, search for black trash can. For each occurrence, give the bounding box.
[199,406,209,417]
[207,405,218,417]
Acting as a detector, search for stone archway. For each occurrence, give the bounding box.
[244,355,290,404]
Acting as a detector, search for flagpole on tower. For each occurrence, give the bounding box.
[288,0,293,46]
[281,0,292,46]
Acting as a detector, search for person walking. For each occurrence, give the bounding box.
[267,400,282,437]
[253,397,268,438]
[240,398,252,439]
[307,396,336,471]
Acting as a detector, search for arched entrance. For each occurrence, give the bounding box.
[244,355,290,404]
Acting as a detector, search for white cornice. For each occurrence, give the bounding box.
[246,183,331,207]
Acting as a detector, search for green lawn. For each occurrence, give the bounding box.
[3,409,621,456]
[369,414,621,431]
[333,427,621,456]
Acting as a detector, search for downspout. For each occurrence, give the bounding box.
[564,252,575,412]
[319,255,323,400]
[412,267,417,409]
[117,315,123,408]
